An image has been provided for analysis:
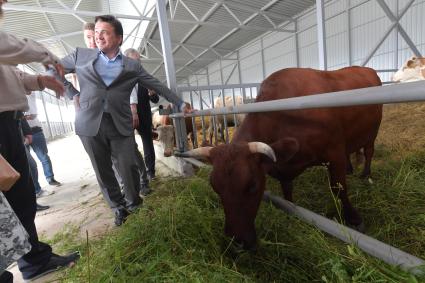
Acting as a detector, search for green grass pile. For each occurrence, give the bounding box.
[54,147,425,282]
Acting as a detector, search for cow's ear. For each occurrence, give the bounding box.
[270,137,299,162]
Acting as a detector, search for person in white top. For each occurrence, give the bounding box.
[0,0,79,281]
[24,93,61,186]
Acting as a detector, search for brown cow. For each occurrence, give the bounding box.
[153,103,195,156]
[179,66,383,250]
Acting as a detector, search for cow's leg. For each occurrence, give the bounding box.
[327,158,363,229]
[346,154,354,175]
[360,143,374,179]
[280,180,293,202]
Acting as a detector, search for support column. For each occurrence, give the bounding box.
[156,0,188,152]
[316,0,327,70]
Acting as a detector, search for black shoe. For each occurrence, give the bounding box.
[48,178,61,186]
[0,270,13,283]
[23,252,80,280]
[36,203,50,211]
[140,184,152,196]
[114,209,130,226]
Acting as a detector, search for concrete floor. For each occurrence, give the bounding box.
[6,134,178,283]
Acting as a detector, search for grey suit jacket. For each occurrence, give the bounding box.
[61,47,183,137]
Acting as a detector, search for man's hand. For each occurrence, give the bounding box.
[38,75,65,97]
[132,113,139,129]
[73,95,80,111]
[24,114,37,120]
[130,104,139,129]
[181,103,194,115]
[24,135,32,145]
[44,63,65,78]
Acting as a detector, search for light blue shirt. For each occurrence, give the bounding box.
[94,50,123,87]
[94,50,123,112]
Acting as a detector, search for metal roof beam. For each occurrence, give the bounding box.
[38,30,83,42]
[54,0,85,23]
[4,4,292,33]
[72,0,83,11]
[148,38,234,52]
[201,0,295,23]
[36,0,68,55]
[174,0,281,75]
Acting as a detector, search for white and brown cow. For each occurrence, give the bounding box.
[393,56,425,82]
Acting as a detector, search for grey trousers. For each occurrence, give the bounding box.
[79,114,142,212]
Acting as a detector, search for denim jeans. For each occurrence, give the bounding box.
[30,131,54,182]
[25,146,41,194]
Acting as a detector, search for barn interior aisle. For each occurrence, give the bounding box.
[6,134,175,283]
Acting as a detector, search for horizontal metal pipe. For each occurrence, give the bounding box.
[178,83,260,92]
[262,191,425,275]
[170,81,425,118]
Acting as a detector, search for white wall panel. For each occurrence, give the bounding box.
[187,0,425,86]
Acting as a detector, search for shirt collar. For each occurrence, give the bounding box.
[98,49,122,62]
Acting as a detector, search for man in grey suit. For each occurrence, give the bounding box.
[61,15,190,226]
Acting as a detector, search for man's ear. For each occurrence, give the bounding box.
[270,137,299,162]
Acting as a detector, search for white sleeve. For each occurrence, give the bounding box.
[130,85,138,104]
[0,31,60,65]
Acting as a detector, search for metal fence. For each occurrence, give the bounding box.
[178,83,260,147]
[33,90,74,140]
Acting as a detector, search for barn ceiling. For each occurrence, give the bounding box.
[2,0,315,83]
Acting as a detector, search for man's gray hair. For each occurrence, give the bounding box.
[124,48,140,57]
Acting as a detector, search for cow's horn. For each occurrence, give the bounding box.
[175,147,213,159]
[248,142,277,162]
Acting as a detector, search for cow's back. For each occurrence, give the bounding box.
[234,67,383,164]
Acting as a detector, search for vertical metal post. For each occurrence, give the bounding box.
[295,20,300,67]
[57,98,66,135]
[237,51,247,102]
[219,59,229,143]
[347,0,352,66]
[156,0,188,152]
[260,37,266,79]
[189,91,198,148]
[394,0,399,71]
[316,0,327,70]
[40,91,53,139]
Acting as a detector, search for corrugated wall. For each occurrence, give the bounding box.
[183,0,425,87]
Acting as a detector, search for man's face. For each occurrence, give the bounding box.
[83,29,96,49]
[95,21,122,54]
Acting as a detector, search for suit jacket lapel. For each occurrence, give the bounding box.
[109,55,127,87]
[91,56,108,88]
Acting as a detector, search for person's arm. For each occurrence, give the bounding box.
[0,31,61,66]
[130,86,139,129]
[15,69,64,96]
[136,64,186,110]
[49,49,79,99]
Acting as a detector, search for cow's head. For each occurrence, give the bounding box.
[179,138,299,250]
[157,125,174,157]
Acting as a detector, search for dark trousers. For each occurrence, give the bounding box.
[0,112,52,279]
[137,114,155,175]
[79,113,142,212]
